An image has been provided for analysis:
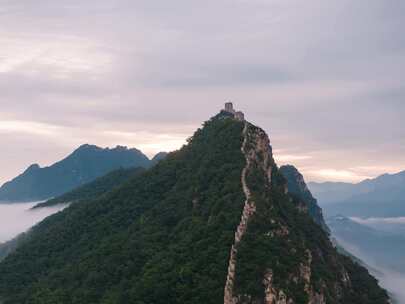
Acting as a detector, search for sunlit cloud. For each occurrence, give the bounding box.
[0,0,404,185]
[350,166,404,178]
[0,34,112,78]
[274,153,313,162]
[0,120,63,137]
[310,169,371,182]
[103,130,187,157]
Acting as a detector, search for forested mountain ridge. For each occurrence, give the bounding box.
[0,233,30,263]
[151,152,169,165]
[279,165,329,232]
[33,167,146,209]
[0,167,146,263]
[0,109,389,303]
[0,145,151,202]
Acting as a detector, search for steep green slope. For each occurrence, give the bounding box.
[0,118,246,304]
[0,233,30,262]
[279,165,329,232]
[0,168,145,263]
[327,215,405,273]
[0,114,389,304]
[225,122,387,303]
[33,167,145,209]
[0,145,151,202]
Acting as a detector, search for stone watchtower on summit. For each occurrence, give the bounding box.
[223,102,245,121]
[225,102,236,114]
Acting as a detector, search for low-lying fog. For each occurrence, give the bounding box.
[0,202,66,243]
[351,216,405,235]
[334,225,405,304]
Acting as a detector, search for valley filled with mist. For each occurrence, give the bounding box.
[0,202,66,243]
[310,172,405,303]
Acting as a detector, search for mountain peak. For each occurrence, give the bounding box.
[151,152,168,164]
[25,163,41,172]
[0,112,389,303]
[0,144,151,202]
[75,143,101,152]
[215,102,245,121]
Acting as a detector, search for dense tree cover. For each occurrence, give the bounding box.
[340,256,389,303]
[234,129,388,302]
[0,233,30,262]
[0,168,145,263]
[279,165,329,232]
[33,167,146,209]
[0,117,388,303]
[0,118,246,304]
[0,145,151,202]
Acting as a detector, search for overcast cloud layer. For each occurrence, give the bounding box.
[1,0,405,184]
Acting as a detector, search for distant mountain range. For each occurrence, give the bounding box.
[0,144,167,203]
[327,215,405,273]
[308,171,405,217]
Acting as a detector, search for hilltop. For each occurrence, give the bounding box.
[0,105,389,303]
[0,145,163,202]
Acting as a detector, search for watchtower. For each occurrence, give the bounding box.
[235,111,245,121]
[224,102,235,114]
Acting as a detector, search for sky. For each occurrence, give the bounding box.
[1,0,405,185]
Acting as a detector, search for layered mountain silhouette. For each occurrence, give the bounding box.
[0,107,389,303]
[32,167,146,209]
[151,152,169,165]
[327,215,405,273]
[309,171,405,217]
[0,145,164,203]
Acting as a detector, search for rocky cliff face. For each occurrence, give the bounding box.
[279,165,329,232]
[225,122,275,304]
[223,120,388,304]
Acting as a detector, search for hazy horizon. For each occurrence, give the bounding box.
[1,0,405,185]
[0,140,404,187]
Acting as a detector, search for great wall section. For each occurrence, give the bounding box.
[224,121,255,304]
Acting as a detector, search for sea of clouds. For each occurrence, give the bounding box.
[0,202,66,243]
[336,221,405,303]
[351,216,405,236]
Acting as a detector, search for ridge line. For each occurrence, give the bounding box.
[224,122,257,304]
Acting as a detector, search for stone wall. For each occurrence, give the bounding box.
[224,122,275,304]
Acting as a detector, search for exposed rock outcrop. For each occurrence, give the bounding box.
[221,111,383,304]
[279,165,329,232]
[225,121,277,304]
[263,270,293,304]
